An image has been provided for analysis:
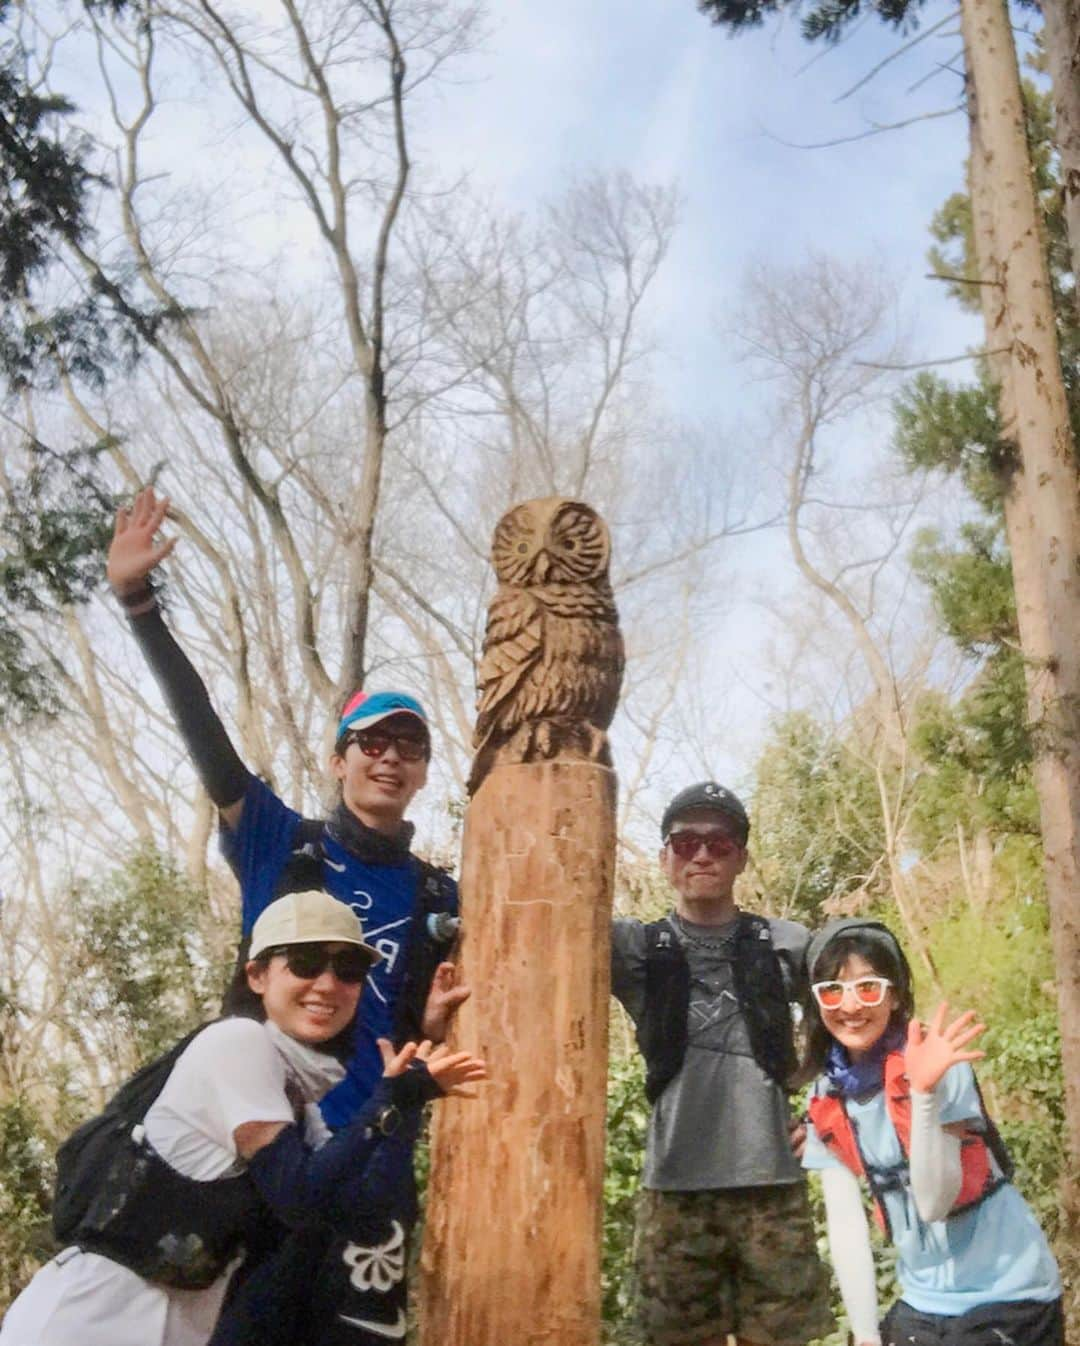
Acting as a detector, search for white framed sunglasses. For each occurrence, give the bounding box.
[811,976,892,1010]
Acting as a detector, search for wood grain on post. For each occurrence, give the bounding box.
[419,761,615,1346]
[419,498,623,1346]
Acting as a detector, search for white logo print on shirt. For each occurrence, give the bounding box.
[342,1221,407,1293]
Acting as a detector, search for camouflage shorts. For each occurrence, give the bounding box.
[634,1183,834,1346]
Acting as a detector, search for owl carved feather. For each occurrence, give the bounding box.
[468,498,624,795]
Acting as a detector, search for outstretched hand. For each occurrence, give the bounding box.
[377,1037,488,1098]
[905,1002,986,1095]
[420,961,471,1042]
[107,486,176,595]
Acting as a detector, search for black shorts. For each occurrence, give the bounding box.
[882,1295,1064,1346]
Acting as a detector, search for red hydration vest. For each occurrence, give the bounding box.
[807,1050,1012,1240]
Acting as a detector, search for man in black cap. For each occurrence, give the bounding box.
[611,782,832,1346]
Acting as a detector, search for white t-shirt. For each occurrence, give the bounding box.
[1,1020,297,1346]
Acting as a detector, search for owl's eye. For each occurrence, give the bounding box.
[517,543,528,554]
[564,540,576,551]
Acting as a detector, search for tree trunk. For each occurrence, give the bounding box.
[1041,0,1080,319]
[962,0,1080,1199]
[418,760,616,1346]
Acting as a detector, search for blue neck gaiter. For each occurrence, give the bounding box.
[824,1020,908,1098]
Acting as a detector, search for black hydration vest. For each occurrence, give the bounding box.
[638,913,798,1103]
[53,1023,273,1290]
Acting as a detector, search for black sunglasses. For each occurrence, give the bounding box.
[666,832,742,860]
[342,728,429,763]
[267,943,373,985]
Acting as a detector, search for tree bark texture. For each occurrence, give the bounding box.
[963,0,1080,1195]
[418,760,616,1346]
[1040,0,1080,320]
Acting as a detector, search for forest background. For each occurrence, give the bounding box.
[0,0,1076,1341]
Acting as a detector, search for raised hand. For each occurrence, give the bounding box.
[107,486,176,595]
[905,1002,986,1095]
[377,1038,421,1078]
[376,1037,489,1098]
[420,961,471,1042]
[416,1040,489,1098]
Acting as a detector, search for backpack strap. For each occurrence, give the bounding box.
[639,918,690,1104]
[392,859,459,1048]
[731,913,797,1089]
[971,1072,1014,1182]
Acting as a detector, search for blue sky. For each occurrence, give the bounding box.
[422,0,983,416]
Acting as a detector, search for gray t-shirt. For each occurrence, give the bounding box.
[611,911,810,1191]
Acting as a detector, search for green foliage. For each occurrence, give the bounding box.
[751,712,886,921]
[696,0,925,43]
[922,75,1080,442]
[909,684,1040,845]
[909,523,1014,654]
[66,847,229,1076]
[0,0,165,392]
[0,1098,54,1308]
[0,2,188,723]
[893,375,1013,510]
[602,1053,648,1343]
[922,901,1064,1238]
[0,847,227,1299]
[0,1,96,289]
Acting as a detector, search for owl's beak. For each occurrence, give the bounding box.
[534,552,550,582]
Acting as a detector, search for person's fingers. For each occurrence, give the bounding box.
[951,1022,986,1049]
[429,1050,474,1071]
[380,1039,418,1075]
[414,1039,435,1062]
[906,1018,925,1050]
[149,494,172,532]
[929,1001,949,1036]
[433,961,456,987]
[955,1050,986,1064]
[442,1060,488,1084]
[944,1009,977,1039]
[443,1087,478,1099]
[152,535,178,565]
[132,486,152,525]
[394,1042,419,1073]
[113,504,129,537]
[429,1059,488,1090]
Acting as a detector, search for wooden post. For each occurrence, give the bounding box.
[419,498,623,1346]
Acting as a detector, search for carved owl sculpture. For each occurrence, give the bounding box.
[468,497,625,795]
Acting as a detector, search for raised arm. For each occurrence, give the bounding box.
[904,1005,985,1222]
[108,487,249,829]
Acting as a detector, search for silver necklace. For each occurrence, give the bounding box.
[672,911,738,951]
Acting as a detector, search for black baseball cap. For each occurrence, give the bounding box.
[660,782,750,844]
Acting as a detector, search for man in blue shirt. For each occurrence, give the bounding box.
[107,487,466,1343]
[108,487,466,1123]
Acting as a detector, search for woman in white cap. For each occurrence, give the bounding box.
[0,891,486,1346]
[800,918,1062,1346]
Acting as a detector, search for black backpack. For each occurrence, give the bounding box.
[52,1024,208,1245]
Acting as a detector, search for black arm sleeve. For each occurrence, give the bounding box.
[128,605,250,808]
[245,1069,441,1231]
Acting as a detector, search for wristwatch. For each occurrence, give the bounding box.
[372,1103,403,1136]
